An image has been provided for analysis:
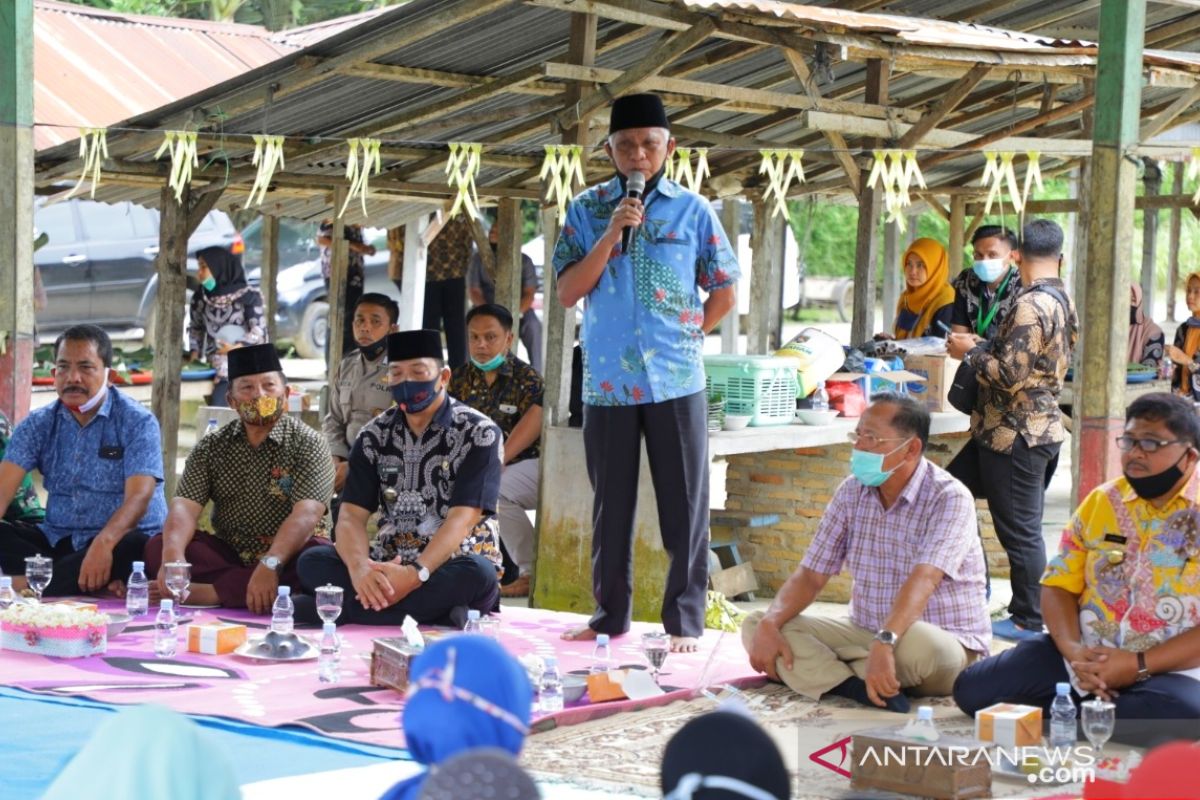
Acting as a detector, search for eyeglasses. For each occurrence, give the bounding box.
[847,431,908,448]
[1114,436,1188,453]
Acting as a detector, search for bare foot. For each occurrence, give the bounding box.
[182,583,220,606]
[671,636,699,653]
[561,625,599,642]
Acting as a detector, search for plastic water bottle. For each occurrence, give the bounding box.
[154,599,177,658]
[205,417,219,436]
[591,633,613,675]
[125,561,149,617]
[903,706,940,742]
[463,608,481,633]
[811,381,830,412]
[1049,682,1077,751]
[0,576,15,610]
[318,622,340,684]
[539,656,564,713]
[271,586,294,635]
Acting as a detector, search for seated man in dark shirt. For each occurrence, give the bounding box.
[297,329,504,626]
[449,304,544,598]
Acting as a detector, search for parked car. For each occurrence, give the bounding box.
[239,216,320,275]
[34,199,244,344]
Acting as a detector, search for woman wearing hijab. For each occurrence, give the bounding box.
[1128,283,1165,370]
[188,245,267,406]
[661,711,790,800]
[1166,271,1200,400]
[380,636,533,800]
[41,705,240,800]
[889,237,956,340]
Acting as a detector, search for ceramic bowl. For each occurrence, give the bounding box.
[563,674,589,703]
[106,611,132,638]
[723,414,753,431]
[795,409,840,426]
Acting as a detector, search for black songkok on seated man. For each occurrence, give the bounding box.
[387,329,444,362]
[227,342,283,381]
[609,92,671,135]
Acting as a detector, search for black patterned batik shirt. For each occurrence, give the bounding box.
[177,414,335,565]
[950,266,1021,340]
[188,286,267,380]
[448,353,544,464]
[341,395,504,572]
[425,216,475,282]
[969,278,1078,455]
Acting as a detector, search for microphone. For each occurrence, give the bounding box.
[621,171,646,254]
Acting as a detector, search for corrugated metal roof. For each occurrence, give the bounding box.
[33,0,295,150]
[32,0,1200,220]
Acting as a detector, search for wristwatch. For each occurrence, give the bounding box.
[1136,651,1151,682]
[874,629,899,647]
[259,555,282,573]
[414,561,431,583]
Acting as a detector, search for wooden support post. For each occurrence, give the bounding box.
[543,11,595,427]
[398,213,431,330]
[719,198,741,354]
[851,59,888,346]
[0,0,33,423]
[326,186,349,384]
[948,196,967,277]
[151,184,221,498]
[1168,164,1184,321]
[882,220,901,332]
[1141,157,1161,320]
[261,215,279,343]
[748,198,780,354]
[495,198,523,345]
[1078,0,1146,503]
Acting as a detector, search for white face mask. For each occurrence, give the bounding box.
[972,258,1008,283]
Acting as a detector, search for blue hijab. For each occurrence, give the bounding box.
[380,635,533,800]
[41,705,240,800]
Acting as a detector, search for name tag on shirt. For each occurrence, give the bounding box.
[498,404,518,415]
[99,446,124,460]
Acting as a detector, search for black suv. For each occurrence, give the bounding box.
[34,199,244,343]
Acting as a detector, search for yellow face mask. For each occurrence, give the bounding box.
[236,395,284,427]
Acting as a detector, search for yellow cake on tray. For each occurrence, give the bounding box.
[0,603,108,658]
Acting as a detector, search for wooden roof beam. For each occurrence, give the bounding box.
[1141,82,1200,140]
[782,47,860,193]
[922,95,1095,169]
[898,62,992,148]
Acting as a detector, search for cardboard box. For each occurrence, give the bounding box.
[904,354,959,413]
[851,728,992,800]
[974,703,1042,748]
[49,600,100,613]
[586,670,629,703]
[187,622,248,655]
[828,370,927,403]
[370,636,423,693]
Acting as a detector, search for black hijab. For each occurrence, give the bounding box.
[197,246,247,297]
[661,712,790,800]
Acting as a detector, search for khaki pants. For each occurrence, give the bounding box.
[741,610,976,701]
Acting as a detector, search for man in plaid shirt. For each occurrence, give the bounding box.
[742,394,991,712]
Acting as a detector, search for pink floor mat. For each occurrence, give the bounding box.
[2,600,764,749]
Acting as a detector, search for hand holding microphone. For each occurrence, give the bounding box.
[618,171,646,254]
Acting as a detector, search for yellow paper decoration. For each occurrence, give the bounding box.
[65,128,109,200]
[340,138,382,217]
[445,142,483,219]
[539,144,585,224]
[154,131,200,203]
[1187,148,1200,205]
[1021,151,1043,210]
[866,150,924,232]
[672,147,710,194]
[245,134,286,209]
[979,150,1024,214]
[759,149,805,219]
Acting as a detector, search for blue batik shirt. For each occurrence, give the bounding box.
[552,175,739,406]
[4,388,168,549]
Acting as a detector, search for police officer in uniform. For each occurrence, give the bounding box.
[297,329,504,626]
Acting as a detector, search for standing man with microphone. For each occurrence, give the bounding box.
[554,93,739,652]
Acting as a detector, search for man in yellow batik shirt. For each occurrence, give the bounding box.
[953,393,1200,747]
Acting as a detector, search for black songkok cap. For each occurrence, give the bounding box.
[609,93,670,135]
[227,343,283,381]
[387,329,444,362]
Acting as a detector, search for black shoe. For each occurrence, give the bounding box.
[826,676,911,713]
[291,594,322,628]
[447,605,469,630]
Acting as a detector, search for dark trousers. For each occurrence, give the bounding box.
[144,531,328,609]
[583,391,709,638]
[296,546,499,626]
[0,520,148,596]
[519,309,543,374]
[423,277,467,369]
[953,634,1200,748]
[949,436,1059,629]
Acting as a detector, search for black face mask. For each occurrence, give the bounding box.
[359,337,387,361]
[1124,452,1189,500]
